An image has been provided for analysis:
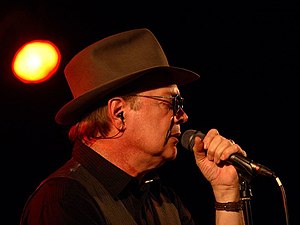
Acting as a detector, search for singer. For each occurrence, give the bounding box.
[20,28,246,225]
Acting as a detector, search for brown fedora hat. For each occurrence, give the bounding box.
[55,28,200,125]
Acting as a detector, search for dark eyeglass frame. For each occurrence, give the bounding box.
[130,94,184,116]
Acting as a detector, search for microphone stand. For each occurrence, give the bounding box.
[238,172,254,225]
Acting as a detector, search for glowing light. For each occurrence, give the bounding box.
[12,40,61,83]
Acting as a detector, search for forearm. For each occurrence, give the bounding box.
[216,210,245,225]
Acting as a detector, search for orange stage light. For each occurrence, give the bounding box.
[12,40,61,84]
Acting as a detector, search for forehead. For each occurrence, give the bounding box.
[141,84,179,95]
[106,70,187,102]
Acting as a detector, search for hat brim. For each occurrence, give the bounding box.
[55,66,200,125]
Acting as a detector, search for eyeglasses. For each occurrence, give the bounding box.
[130,94,184,116]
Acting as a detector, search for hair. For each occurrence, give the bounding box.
[68,70,176,143]
[68,95,138,143]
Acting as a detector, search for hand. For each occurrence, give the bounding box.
[192,128,247,200]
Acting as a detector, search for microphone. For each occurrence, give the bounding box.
[180,129,276,178]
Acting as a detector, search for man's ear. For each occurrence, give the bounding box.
[108,97,125,129]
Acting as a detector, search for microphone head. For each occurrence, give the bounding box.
[181,129,205,151]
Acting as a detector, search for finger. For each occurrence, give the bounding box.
[205,134,224,161]
[203,128,220,150]
[213,138,234,163]
[192,135,206,160]
[193,135,205,151]
[219,142,247,161]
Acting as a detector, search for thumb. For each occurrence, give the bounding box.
[192,136,206,160]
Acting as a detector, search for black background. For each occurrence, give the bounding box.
[1,1,298,225]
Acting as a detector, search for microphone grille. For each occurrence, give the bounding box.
[181,129,205,151]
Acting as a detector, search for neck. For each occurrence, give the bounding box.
[85,139,160,177]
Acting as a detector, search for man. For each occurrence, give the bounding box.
[20,28,246,225]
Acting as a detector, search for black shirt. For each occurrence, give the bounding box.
[20,141,194,225]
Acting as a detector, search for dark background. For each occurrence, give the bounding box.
[1,1,298,225]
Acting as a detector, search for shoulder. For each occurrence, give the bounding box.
[20,159,110,225]
[21,177,105,225]
[26,176,94,208]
